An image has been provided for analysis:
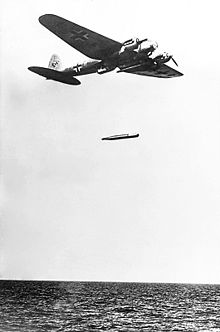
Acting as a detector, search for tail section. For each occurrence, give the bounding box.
[28,54,81,85]
[48,54,61,70]
[28,66,81,85]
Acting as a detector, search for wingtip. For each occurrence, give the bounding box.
[39,14,57,24]
[28,66,37,72]
[74,78,81,86]
[38,14,47,23]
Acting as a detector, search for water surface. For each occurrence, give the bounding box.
[0,281,220,331]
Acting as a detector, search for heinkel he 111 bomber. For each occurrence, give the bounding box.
[28,14,183,85]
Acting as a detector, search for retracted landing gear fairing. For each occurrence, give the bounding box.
[28,14,183,85]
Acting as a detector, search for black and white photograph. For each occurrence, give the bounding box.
[1,0,220,331]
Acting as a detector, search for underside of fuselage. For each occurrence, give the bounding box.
[63,50,153,77]
[28,48,182,85]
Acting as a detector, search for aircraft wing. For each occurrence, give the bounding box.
[39,14,122,60]
[120,63,183,78]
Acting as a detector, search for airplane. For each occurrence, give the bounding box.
[28,14,183,85]
[102,133,139,141]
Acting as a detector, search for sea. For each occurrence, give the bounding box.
[0,281,220,332]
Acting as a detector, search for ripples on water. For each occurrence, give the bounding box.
[0,281,220,331]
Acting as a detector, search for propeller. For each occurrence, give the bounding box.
[138,38,148,44]
[171,57,178,67]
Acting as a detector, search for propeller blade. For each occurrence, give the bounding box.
[172,57,178,67]
[138,38,148,44]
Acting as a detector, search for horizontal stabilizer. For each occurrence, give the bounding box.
[28,66,81,85]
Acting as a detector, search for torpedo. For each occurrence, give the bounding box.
[102,133,139,141]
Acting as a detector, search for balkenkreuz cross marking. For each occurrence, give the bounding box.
[69,30,89,42]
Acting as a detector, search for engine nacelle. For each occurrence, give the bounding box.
[119,38,140,54]
[139,40,158,55]
[152,52,172,65]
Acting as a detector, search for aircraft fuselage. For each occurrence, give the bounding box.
[62,48,155,77]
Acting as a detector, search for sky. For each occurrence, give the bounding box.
[1,0,220,283]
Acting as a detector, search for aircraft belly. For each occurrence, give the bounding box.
[64,61,100,76]
[73,67,98,76]
[117,50,152,69]
[118,55,137,68]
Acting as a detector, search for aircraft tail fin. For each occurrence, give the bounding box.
[48,54,61,70]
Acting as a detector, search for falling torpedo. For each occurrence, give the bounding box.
[102,133,139,141]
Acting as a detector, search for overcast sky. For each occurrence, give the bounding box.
[1,0,220,283]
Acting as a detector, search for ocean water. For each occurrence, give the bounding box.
[0,281,220,331]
